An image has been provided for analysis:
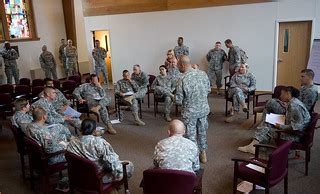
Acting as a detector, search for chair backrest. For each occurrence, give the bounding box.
[0,84,14,94]
[65,152,101,191]
[24,136,47,169]
[272,85,286,99]
[32,79,45,87]
[268,141,293,181]
[148,74,156,86]
[53,80,61,90]
[68,75,81,86]
[302,113,319,146]
[142,168,197,194]
[19,78,31,86]
[9,124,25,154]
[14,85,31,96]
[31,86,44,97]
[0,93,13,107]
[62,80,77,94]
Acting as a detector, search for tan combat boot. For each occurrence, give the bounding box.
[106,122,117,135]
[90,105,101,115]
[164,114,172,122]
[199,150,207,164]
[237,139,259,155]
[124,96,134,105]
[133,113,145,126]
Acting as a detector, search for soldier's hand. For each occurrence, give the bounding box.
[64,116,73,121]
[275,123,281,129]
[120,92,125,97]
[61,105,68,112]
[79,99,86,104]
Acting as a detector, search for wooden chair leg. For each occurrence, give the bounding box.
[306,149,310,176]
[139,101,142,119]
[265,187,270,194]
[247,100,250,119]
[254,112,257,124]
[154,100,157,117]
[284,173,288,194]
[148,93,150,108]
[225,100,228,117]
[20,154,26,179]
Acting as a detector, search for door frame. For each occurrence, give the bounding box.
[273,18,315,89]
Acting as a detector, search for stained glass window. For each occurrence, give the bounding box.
[3,0,30,39]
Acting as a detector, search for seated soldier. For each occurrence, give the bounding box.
[225,63,256,123]
[255,69,318,120]
[11,98,33,133]
[238,86,311,154]
[25,107,71,164]
[131,64,148,99]
[151,65,175,122]
[31,86,81,129]
[73,74,116,135]
[115,70,145,126]
[153,119,200,173]
[67,119,134,184]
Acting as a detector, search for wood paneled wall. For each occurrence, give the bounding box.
[62,0,77,46]
[82,0,273,16]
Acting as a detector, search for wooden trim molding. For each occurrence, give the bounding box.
[62,0,77,46]
[82,0,273,16]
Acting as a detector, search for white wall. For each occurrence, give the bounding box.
[0,0,67,81]
[83,0,320,91]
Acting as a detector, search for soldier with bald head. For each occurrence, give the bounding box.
[153,119,200,173]
[176,55,211,164]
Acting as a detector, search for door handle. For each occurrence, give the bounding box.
[277,59,283,63]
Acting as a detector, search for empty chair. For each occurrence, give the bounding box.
[31,86,44,102]
[19,78,31,86]
[68,75,81,86]
[32,79,45,87]
[14,85,31,99]
[53,79,61,90]
[232,141,293,194]
[65,152,130,194]
[0,83,14,95]
[0,93,14,119]
[141,168,203,194]
[62,80,77,104]
[147,74,156,108]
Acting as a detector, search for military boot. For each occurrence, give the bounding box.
[106,122,117,135]
[199,150,207,164]
[124,96,134,105]
[164,114,172,122]
[133,113,145,126]
[90,105,101,116]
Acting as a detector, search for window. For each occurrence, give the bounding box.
[0,0,37,41]
[283,29,289,53]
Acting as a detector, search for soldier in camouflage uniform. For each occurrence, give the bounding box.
[174,37,189,59]
[225,39,241,77]
[73,74,116,135]
[92,40,109,86]
[26,107,71,164]
[225,63,256,123]
[11,98,33,133]
[64,39,78,77]
[115,70,145,126]
[1,41,19,84]
[206,41,227,94]
[67,119,134,184]
[176,55,211,164]
[131,64,148,99]
[151,65,175,122]
[238,86,311,154]
[39,45,58,80]
[153,119,200,173]
[164,49,180,83]
[31,87,81,129]
[59,39,67,76]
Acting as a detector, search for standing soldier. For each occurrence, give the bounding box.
[40,45,58,80]
[206,41,227,95]
[64,39,78,77]
[225,39,241,77]
[174,37,189,59]
[176,55,211,164]
[1,41,19,84]
[92,40,109,87]
[59,39,67,76]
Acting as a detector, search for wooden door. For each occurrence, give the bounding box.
[277,21,312,88]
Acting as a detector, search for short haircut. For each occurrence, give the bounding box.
[90,74,98,81]
[215,41,221,44]
[43,86,55,97]
[225,39,232,44]
[301,69,315,79]
[133,64,140,69]
[159,65,167,71]
[178,37,184,41]
[43,78,53,83]
[61,38,65,41]
[32,107,47,121]
[14,98,29,111]
[123,70,129,74]
[282,86,300,98]
[95,40,100,42]
[81,119,97,135]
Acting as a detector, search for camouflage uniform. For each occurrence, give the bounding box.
[64,45,78,76]
[73,83,111,125]
[151,75,174,114]
[67,135,134,183]
[299,84,318,112]
[11,111,33,133]
[25,122,71,164]
[227,46,241,75]
[115,79,140,114]
[31,97,81,128]
[39,89,70,114]
[206,48,227,88]
[174,45,189,59]
[255,98,310,143]
[164,58,181,87]
[39,51,58,80]
[176,69,211,151]
[92,47,108,85]
[131,71,148,99]
[153,135,200,173]
[228,72,256,112]
[1,48,19,84]
[59,44,67,75]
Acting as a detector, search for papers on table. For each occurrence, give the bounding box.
[246,163,265,174]
[64,106,81,118]
[123,91,134,96]
[265,113,285,125]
